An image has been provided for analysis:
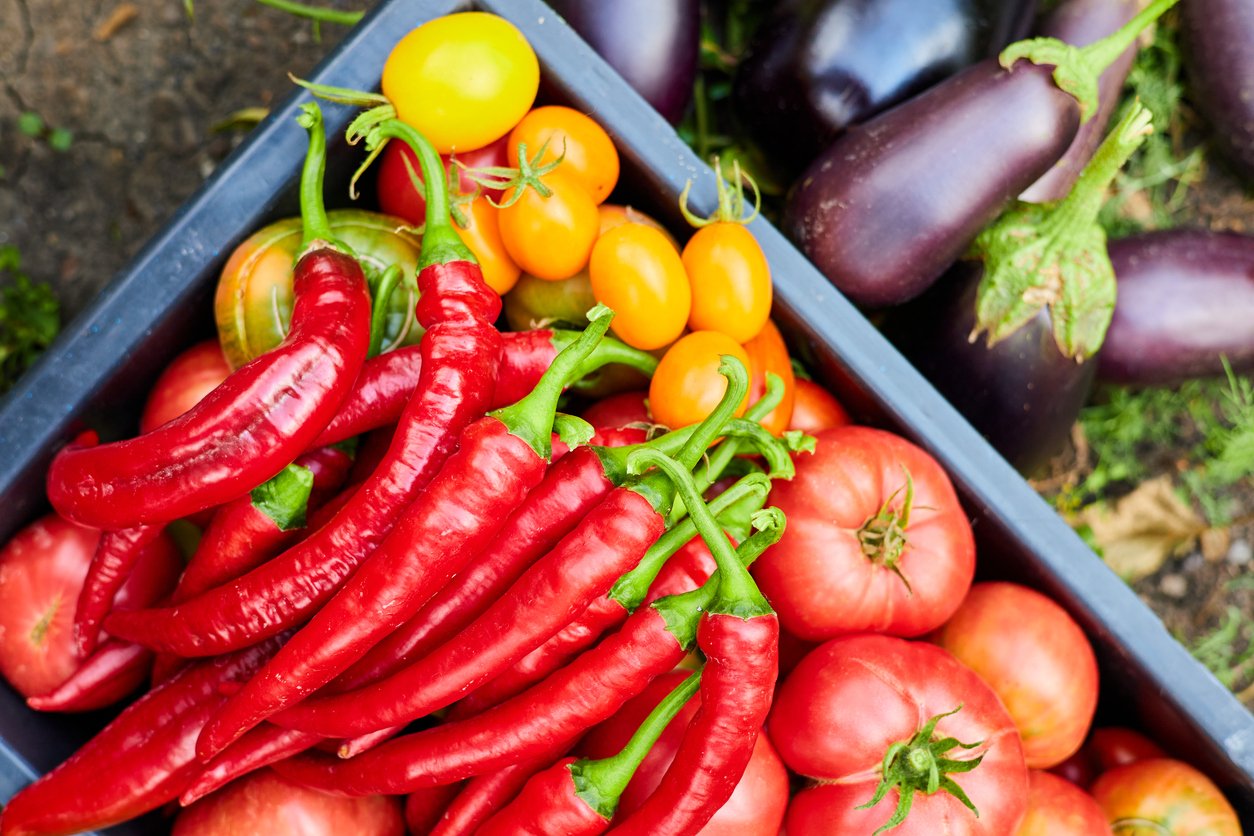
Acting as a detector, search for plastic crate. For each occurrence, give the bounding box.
[1,0,1250,830]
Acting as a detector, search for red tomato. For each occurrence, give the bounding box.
[140,340,232,434]
[579,671,789,834]
[173,768,404,835]
[742,319,795,435]
[1087,728,1168,775]
[376,134,510,227]
[0,514,180,698]
[754,426,975,639]
[1016,771,1111,835]
[788,377,852,434]
[581,390,651,430]
[773,635,1028,835]
[931,582,1099,769]
[1090,759,1241,835]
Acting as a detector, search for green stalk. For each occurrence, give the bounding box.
[294,103,338,250]
[257,0,364,26]
[367,264,402,358]
[571,670,703,820]
[491,306,614,459]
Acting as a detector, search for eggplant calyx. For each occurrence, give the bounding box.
[856,470,915,590]
[969,103,1153,361]
[856,705,985,835]
[678,156,761,229]
[999,0,1179,122]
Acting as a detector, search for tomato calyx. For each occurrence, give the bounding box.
[459,140,566,210]
[856,470,916,590]
[858,705,985,835]
[678,156,761,228]
[1110,818,1174,835]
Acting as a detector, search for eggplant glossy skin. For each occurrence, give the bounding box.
[785,59,1079,308]
[1100,231,1254,385]
[1180,0,1254,182]
[547,0,699,124]
[1020,0,1140,203]
[881,262,1096,475]
[733,0,1037,169]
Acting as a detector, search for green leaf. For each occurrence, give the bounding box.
[0,246,61,394]
[250,464,315,531]
[17,112,44,137]
[47,128,73,152]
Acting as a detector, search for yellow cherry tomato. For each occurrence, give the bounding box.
[498,168,601,281]
[743,319,796,436]
[649,331,751,429]
[508,106,620,204]
[588,223,691,350]
[683,222,772,343]
[456,196,520,295]
[598,204,679,250]
[381,13,539,153]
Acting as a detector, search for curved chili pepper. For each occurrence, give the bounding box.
[72,524,165,657]
[429,760,547,836]
[193,307,617,759]
[328,427,685,696]
[180,725,323,806]
[172,445,353,603]
[269,360,752,741]
[47,114,370,531]
[105,117,503,658]
[406,784,464,835]
[269,511,785,797]
[26,639,152,713]
[475,672,701,836]
[605,449,780,836]
[0,637,282,836]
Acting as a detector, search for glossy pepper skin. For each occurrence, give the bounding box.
[180,725,322,806]
[429,759,552,836]
[46,248,371,529]
[0,637,281,836]
[26,638,152,713]
[72,524,165,657]
[605,614,779,834]
[475,757,609,836]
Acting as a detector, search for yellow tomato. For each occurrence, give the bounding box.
[508,106,620,204]
[683,222,772,343]
[498,168,600,281]
[649,331,751,429]
[597,204,679,250]
[456,196,520,295]
[381,13,539,153]
[588,223,691,350]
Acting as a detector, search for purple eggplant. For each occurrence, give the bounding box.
[1100,231,1254,385]
[1020,0,1141,203]
[882,263,1096,474]
[784,0,1176,309]
[546,0,699,125]
[731,0,1037,170]
[1180,0,1254,182]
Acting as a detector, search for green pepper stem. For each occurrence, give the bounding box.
[999,0,1179,122]
[294,103,335,249]
[567,333,659,381]
[675,356,750,472]
[491,306,614,459]
[593,424,696,487]
[370,120,474,269]
[628,449,774,617]
[258,0,364,26]
[651,507,786,647]
[367,264,403,358]
[609,471,772,610]
[571,670,703,819]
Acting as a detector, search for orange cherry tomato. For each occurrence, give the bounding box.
[649,331,750,429]
[1091,759,1240,835]
[456,196,520,295]
[789,378,853,434]
[742,319,795,436]
[498,168,599,281]
[589,223,691,350]
[683,222,772,343]
[598,204,679,250]
[508,106,620,204]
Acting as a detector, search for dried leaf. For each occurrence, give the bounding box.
[94,3,139,42]
[1074,476,1207,582]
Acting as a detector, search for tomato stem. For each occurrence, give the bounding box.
[678,156,761,228]
[459,140,566,210]
[856,468,915,592]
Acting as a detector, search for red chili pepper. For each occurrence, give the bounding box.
[26,639,152,713]
[179,725,322,806]
[105,116,503,658]
[405,783,464,835]
[314,331,656,447]
[429,757,552,836]
[269,509,785,797]
[604,449,781,836]
[0,637,282,836]
[193,299,618,755]
[72,524,165,657]
[171,445,353,603]
[475,672,702,836]
[46,112,370,530]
